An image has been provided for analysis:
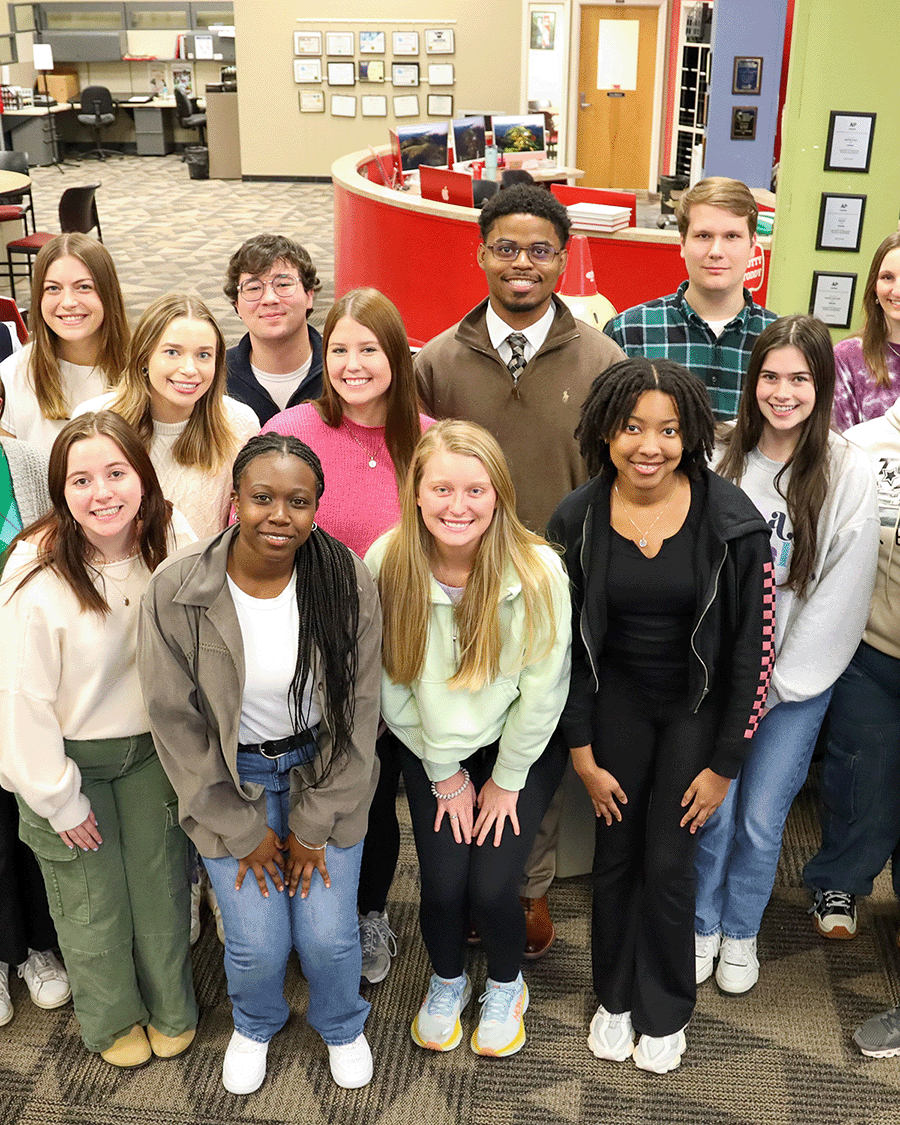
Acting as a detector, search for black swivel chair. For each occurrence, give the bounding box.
[5,184,103,301]
[0,151,35,234]
[174,86,207,147]
[77,86,119,160]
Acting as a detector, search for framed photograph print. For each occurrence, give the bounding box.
[299,90,324,113]
[393,94,420,117]
[392,31,419,56]
[293,59,322,83]
[392,63,420,87]
[428,94,453,116]
[294,32,322,56]
[359,60,385,83]
[359,31,385,54]
[816,193,867,252]
[809,271,857,329]
[327,61,355,86]
[530,12,556,50]
[330,94,356,118]
[428,63,454,85]
[732,56,763,95]
[825,111,876,172]
[731,106,757,140]
[425,29,454,54]
[325,32,354,57]
[362,95,387,117]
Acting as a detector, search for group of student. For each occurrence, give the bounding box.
[1,178,900,1096]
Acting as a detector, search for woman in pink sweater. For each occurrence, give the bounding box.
[262,286,433,987]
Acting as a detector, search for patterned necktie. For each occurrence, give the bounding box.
[506,333,528,385]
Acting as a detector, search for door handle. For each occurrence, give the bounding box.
[580,91,591,110]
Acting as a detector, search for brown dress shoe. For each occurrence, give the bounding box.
[521,895,555,959]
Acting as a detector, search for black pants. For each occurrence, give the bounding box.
[0,787,57,966]
[357,728,404,915]
[591,662,720,1037]
[402,736,566,983]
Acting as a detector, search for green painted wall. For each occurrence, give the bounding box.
[768,0,900,339]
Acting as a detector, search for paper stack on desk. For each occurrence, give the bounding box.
[566,203,631,232]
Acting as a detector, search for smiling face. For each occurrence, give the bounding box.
[63,434,143,560]
[608,390,684,498]
[231,452,319,568]
[416,448,497,558]
[146,316,218,424]
[680,203,755,302]
[477,213,567,329]
[875,247,900,341]
[326,315,392,425]
[235,258,314,347]
[755,344,816,444]
[40,255,105,364]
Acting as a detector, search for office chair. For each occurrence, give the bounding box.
[5,184,102,301]
[0,295,28,343]
[174,86,207,147]
[77,86,119,160]
[0,151,35,235]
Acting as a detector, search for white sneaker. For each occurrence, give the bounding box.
[587,1004,634,1061]
[633,1027,687,1073]
[222,1030,269,1094]
[359,910,398,985]
[18,950,71,1009]
[206,881,225,944]
[695,931,722,985]
[715,936,759,995]
[0,963,12,1027]
[470,974,529,1057]
[411,973,472,1051]
[327,1032,373,1088]
[190,881,202,945]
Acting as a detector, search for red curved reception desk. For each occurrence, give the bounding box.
[332,148,772,345]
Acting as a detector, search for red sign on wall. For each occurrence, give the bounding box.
[744,244,766,293]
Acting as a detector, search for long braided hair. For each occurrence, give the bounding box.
[231,433,360,785]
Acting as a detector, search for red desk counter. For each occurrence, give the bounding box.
[332,149,772,346]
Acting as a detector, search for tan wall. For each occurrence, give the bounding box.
[234,0,525,178]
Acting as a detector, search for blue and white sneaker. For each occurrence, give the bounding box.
[470,973,529,1057]
[411,973,472,1051]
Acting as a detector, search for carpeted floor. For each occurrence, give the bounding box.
[2,156,900,1124]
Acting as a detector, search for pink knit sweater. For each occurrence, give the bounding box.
[260,403,434,558]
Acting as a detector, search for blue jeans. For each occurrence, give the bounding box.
[694,689,832,940]
[202,745,369,1046]
[804,641,900,899]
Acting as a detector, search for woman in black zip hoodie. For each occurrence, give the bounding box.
[547,358,773,1074]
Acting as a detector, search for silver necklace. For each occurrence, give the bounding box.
[614,482,678,549]
[96,552,139,605]
[342,420,384,468]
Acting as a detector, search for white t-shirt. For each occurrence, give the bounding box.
[250,355,313,411]
[226,573,322,745]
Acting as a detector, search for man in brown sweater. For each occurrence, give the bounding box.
[415,183,624,955]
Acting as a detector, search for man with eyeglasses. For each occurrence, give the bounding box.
[224,234,323,425]
[416,183,624,961]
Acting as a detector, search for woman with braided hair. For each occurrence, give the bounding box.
[548,358,773,1073]
[138,432,381,1095]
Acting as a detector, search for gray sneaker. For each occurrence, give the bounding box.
[853,1006,900,1057]
[359,910,398,985]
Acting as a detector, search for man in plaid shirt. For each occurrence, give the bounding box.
[604,177,776,420]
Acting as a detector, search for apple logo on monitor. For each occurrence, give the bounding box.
[441,186,449,201]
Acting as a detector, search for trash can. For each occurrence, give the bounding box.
[184,146,209,180]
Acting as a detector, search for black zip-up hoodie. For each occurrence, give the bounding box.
[547,468,774,779]
[225,325,323,426]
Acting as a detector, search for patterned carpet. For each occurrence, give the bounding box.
[2,157,900,1123]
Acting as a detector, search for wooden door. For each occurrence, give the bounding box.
[576,5,659,189]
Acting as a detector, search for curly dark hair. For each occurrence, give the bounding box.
[478,182,571,247]
[232,433,360,787]
[223,233,321,306]
[575,358,715,480]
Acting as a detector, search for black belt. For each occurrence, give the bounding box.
[237,726,319,760]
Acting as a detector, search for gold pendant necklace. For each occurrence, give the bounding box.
[343,420,384,468]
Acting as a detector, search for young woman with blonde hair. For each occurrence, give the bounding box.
[0,234,129,450]
[78,293,258,538]
[366,419,570,1058]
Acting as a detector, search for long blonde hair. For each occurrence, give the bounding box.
[107,293,234,473]
[379,420,560,690]
[28,234,129,420]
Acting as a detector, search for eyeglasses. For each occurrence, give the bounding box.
[237,275,301,301]
[484,241,562,265]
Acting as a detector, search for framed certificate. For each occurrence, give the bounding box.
[732,56,762,95]
[293,60,322,83]
[325,32,354,57]
[428,63,454,85]
[359,60,385,83]
[331,94,356,118]
[825,111,876,173]
[809,271,857,329]
[362,95,387,117]
[392,31,419,56]
[393,94,419,118]
[815,193,867,253]
[299,90,324,113]
[359,31,385,54]
[425,29,454,54]
[428,94,453,117]
[294,32,322,56]
[392,63,419,88]
[327,61,355,87]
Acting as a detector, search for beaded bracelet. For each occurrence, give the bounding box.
[430,768,470,800]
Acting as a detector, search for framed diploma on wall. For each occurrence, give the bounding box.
[815,193,866,253]
[809,271,857,329]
